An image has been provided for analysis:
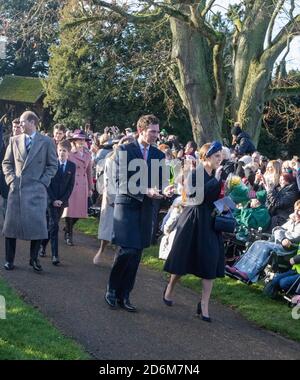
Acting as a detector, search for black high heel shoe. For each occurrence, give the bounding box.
[196,302,211,323]
[163,285,173,307]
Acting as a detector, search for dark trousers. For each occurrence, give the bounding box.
[5,237,41,264]
[41,206,65,257]
[271,270,300,292]
[108,247,143,299]
[64,217,78,235]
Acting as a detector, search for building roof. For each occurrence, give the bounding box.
[0,75,44,104]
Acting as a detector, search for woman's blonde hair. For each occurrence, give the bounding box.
[198,143,211,161]
[294,200,300,210]
[99,133,110,146]
[265,160,281,187]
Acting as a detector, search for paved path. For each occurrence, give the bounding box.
[0,211,300,359]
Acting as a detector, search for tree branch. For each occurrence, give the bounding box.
[143,0,190,23]
[266,86,300,101]
[266,0,285,48]
[261,14,300,66]
[201,0,217,18]
[281,36,291,62]
[289,0,295,19]
[90,0,166,23]
[61,16,106,30]
[151,0,221,44]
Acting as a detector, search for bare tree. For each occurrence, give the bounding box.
[53,1,300,144]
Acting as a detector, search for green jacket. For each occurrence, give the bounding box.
[234,206,271,231]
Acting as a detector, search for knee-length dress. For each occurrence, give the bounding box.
[62,150,92,219]
[164,170,224,280]
[98,153,115,242]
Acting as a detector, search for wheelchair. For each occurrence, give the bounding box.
[225,238,296,287]
[224,225,271,267]
[283,277,300,305]
[263,245,299,303]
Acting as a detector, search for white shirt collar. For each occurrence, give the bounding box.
[138,141,150,152]
[25,131,37,140]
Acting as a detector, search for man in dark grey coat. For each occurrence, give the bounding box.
[2,111,58,271]
[105,114,168,312]
[231,123,256,156]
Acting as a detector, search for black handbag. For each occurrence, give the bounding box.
[214,210,236,233]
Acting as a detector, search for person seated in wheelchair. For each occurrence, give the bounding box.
[264,243,300,299]
[226,200,300,283]
[234,191,271,233]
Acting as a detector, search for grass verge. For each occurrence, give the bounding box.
[0,277,90,359]
[76,217,300,342]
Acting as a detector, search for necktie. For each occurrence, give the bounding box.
[60,163,65,173]
[26,137,32,153]
[143,147,148,161]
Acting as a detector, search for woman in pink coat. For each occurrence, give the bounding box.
[63,130,93,245]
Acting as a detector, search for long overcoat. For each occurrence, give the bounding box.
[62,150,92,219]
[0,143,9,199]
[164,170,224,280]
[2,133,58,240]
[112,140,166,250]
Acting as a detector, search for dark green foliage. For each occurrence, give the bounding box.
[0,0,62,77]
[44,2,190,133]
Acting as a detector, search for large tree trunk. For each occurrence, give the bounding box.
[231,0,273,121]
[169,17,222,146]
[235,60,271,145]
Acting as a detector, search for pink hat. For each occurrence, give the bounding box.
[68,129,90,141]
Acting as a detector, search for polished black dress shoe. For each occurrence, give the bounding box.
[4,262,15,271]
[163,285,173,307]
[52,256,60,266]
[29,259,43,272]
[117,298,137,312]
[196,302,211,323]
[104,288,117,308]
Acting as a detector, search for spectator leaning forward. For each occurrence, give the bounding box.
[231,122,256,157]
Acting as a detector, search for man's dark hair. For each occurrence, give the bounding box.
[137,114,159,131]
[231,125,242,137]
[12,118,20,124]
[53,123,66,133]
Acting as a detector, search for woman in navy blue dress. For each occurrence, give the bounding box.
[163,141,224,322]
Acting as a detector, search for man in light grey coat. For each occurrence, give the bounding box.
[2,111,58,271]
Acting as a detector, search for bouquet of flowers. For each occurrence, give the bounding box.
[225,174,249,205]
